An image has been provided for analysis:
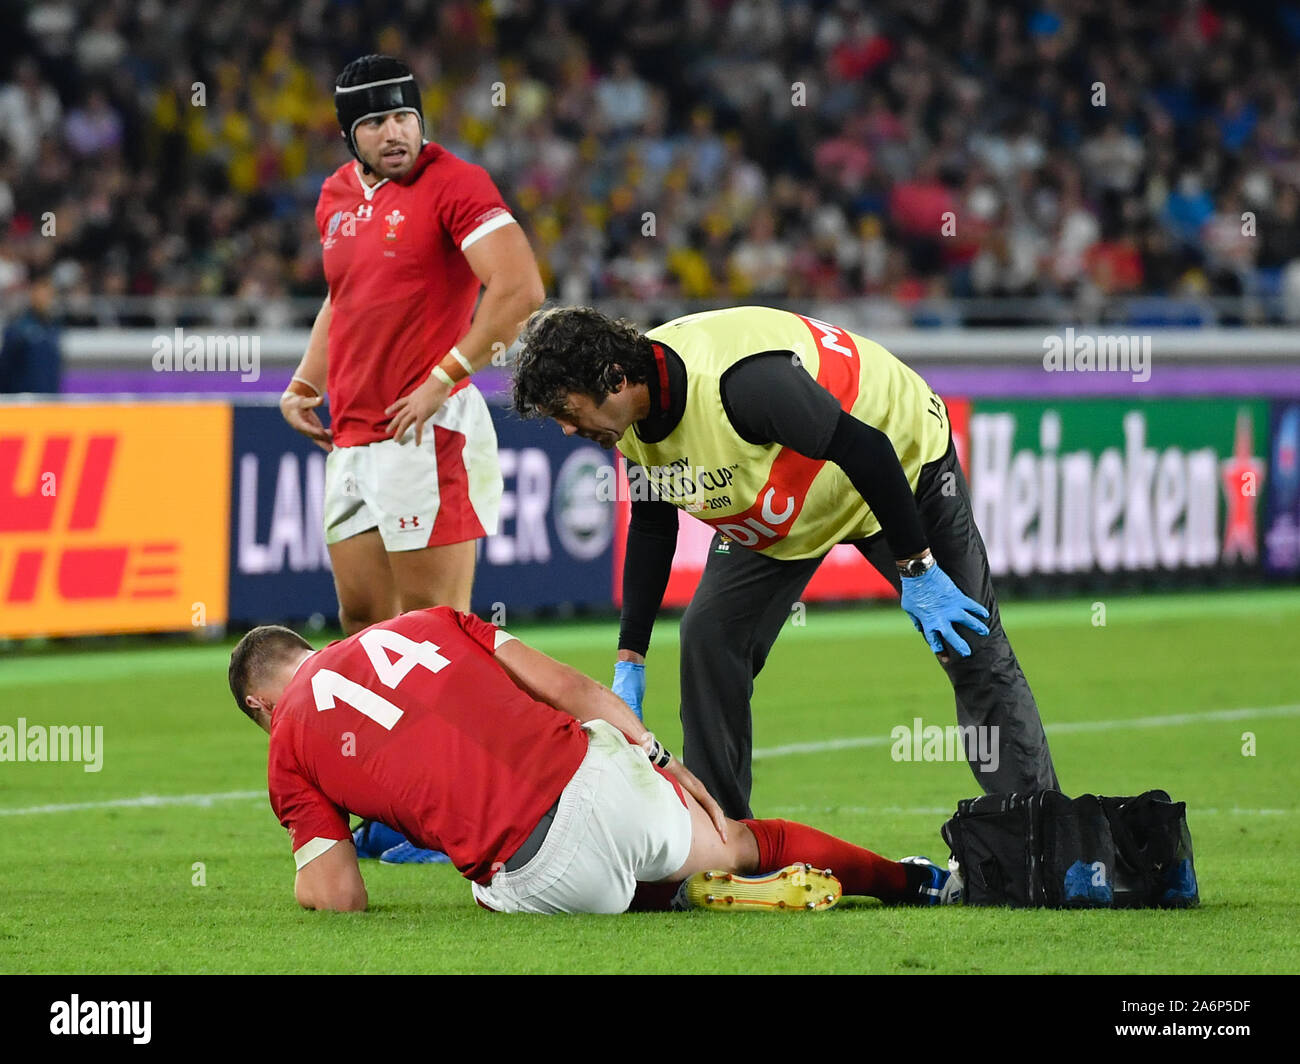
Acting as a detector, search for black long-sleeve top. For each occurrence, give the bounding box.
[618,343,929,656]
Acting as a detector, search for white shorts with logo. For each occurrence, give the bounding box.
[472,719,694,915]
[323,383,502,551]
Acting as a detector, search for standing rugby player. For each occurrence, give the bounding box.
[280,54,544,863]
[512,305,1060,819]
[281,54,544,629]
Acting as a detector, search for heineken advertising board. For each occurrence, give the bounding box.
[968,399,1269,583]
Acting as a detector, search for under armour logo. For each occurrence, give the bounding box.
[356,203,374,219]
[398,516,421,529]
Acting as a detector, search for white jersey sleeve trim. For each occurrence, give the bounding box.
[460,212,516,251]
[293,836,341,870]
[493,630,518,651]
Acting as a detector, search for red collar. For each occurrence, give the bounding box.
[651,342,671,413]
[392,141,442,185]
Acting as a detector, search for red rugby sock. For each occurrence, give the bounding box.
[628,881,680,912]
[740,818,910,901]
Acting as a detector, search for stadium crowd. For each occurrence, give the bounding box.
[2,0,1300,326]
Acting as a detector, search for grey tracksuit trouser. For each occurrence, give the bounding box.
[676,438,1061,819]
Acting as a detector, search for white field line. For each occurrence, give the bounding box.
[751,703,1300,759]
[0,791,1288,820]
[765,806,1292,817]
[0,792,1286,818]
[1,702,1296,818]
[0,789,263,817]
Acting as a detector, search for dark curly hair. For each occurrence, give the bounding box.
[511,306,654,419]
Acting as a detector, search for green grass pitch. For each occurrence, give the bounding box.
[1,588,1297,974]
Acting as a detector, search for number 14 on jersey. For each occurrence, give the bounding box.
[310,629,451,730]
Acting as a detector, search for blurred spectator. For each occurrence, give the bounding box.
[0,268,62,393]
[0,147,14,224]
[63,87,123,157]
[1080,121,1145,195]
[75,8,128,75]
[1216,88,1257,153]
[681,106,726,192]
[0,58,61,167]
[1164,171,1216,247]
[730,208,790,297]
[1085,233,1145,296]
[594,54,650,136]
[1049,172,1101,289]
[1283,260,1300,322]
[889,156,955,239]
[1202,189,1257,298]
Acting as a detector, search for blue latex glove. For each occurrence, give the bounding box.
[899,563,990,659]
[612,660,646,720]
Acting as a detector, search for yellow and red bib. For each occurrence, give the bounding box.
[618,306,949,560]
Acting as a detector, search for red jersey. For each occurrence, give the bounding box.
[267,607,588,883]
[316,142,514,447]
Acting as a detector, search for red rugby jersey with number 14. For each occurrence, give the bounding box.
[268,607,588,883]
[315,142,514,447]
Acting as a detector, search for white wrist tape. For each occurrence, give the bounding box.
[638,731,672,768]
[447,345,474,375]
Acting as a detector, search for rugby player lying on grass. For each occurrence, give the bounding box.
[228,606,960,913]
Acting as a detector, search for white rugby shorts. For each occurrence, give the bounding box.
[471,719,694,915]
[323,383,502,551]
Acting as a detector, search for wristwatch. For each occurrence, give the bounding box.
[897,553,937,578]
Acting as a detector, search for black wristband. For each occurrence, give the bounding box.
[639,732,673,768]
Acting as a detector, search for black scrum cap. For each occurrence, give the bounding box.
[334,55,424,171]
